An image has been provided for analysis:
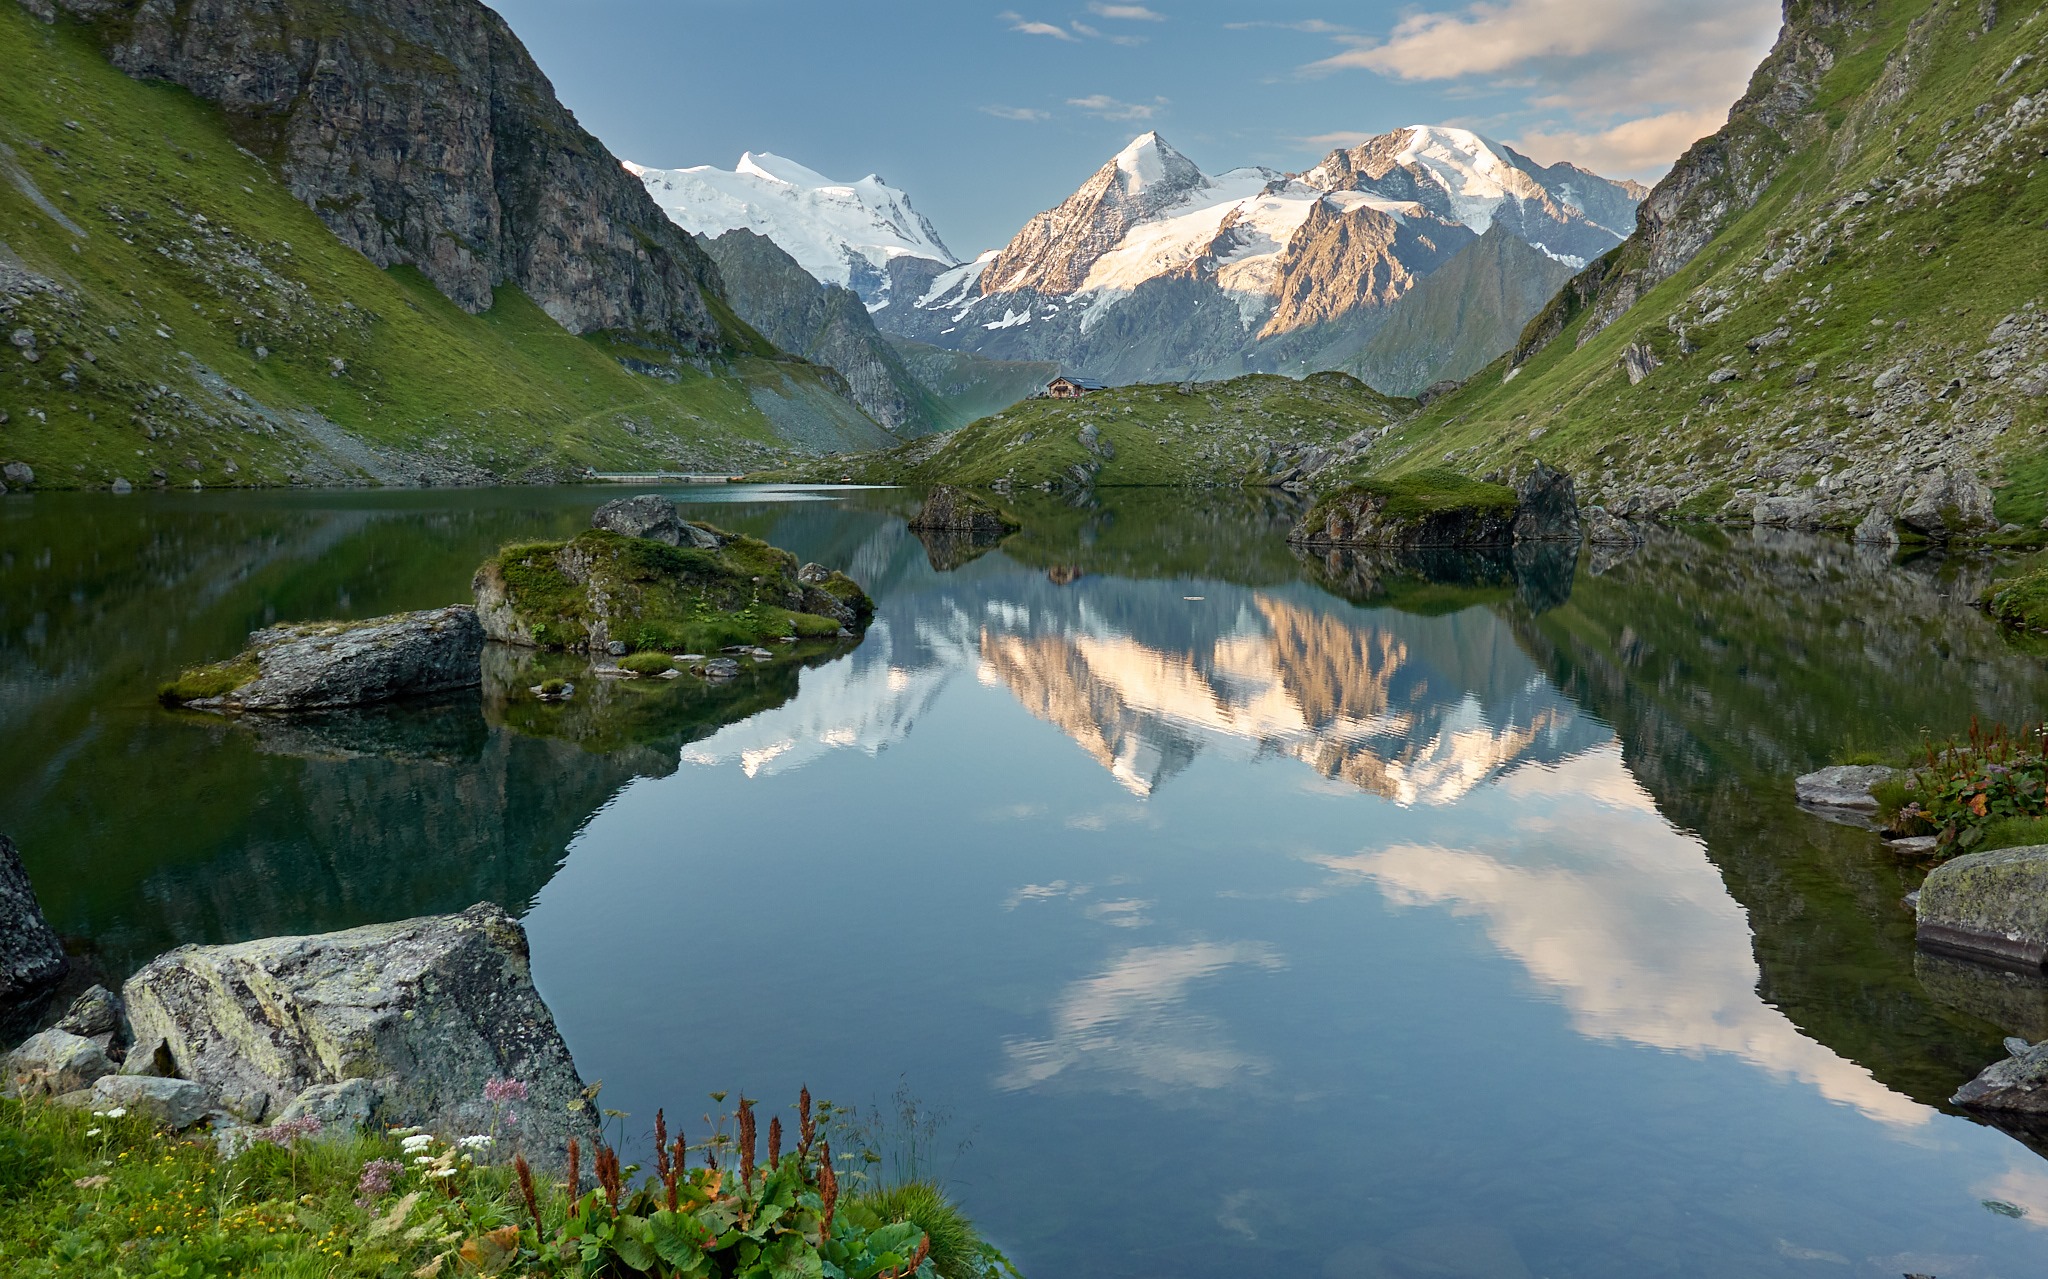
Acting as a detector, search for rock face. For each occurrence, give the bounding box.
[1916,844,2048,969]
[0,832,66,1014]
[1792,764,1896,819]
[34,0,725,348]
[121,903,596,1163]
[907,486,1018,535]
[591,495,727,550]
[163,607,485,712]
[1511,462,1581,542]
[1752,494,1823,530]
[1953,1037,2048,1114]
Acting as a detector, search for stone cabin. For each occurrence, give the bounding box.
[1045,376,1108,400]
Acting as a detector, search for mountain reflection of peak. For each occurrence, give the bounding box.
[682,567,1600,804]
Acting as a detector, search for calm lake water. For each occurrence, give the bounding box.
[7,484,2048,1277]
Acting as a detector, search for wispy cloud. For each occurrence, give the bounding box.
[1291,130,1376,150]
[999,10,1078,41]
[1223,18,1353,33]
[1291,0,1777,177]
[1090,2,1166,19]
[1068,94,1168,121]
[982,104,1053,122]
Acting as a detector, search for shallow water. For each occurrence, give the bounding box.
[6,484,2048,1276]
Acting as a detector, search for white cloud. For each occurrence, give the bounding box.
[1068,94,1167,122]
[1090,2,1166,19]
[1223,18,1352,33]
[983,105,1053,122]
[1297,0,1779,178]
[999,10,1078,40]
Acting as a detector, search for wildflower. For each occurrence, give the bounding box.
[429,1167,459,1179]
[457,1135,493,1150]
[85,1127,101,1137]
[401,1134,436,1153]
[483,1078,529,1104]
[103,1107,127,1119]
[257,1114,323,1148]
[355,1158,402,1205]
[388,1126,423,1138]
[413,1156,436,1166]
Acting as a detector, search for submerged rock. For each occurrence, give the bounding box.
[474,523,870,656]
[160,606,484,712]
[1792,764,1897,821]
[120,903,596,1165]
[1953,1037,2048,1114]
[1916,844,2048,970]
[591,494,726,549]
[0,832,66,1017]
[908,485,1018,536]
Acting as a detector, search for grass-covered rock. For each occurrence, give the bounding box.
[1983,560,2048,630]
[1290,468,1520,548]
[472,517,872,657]
[762,372,1411,490]
[908,485,1018,534]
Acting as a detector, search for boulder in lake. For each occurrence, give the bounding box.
[1511,461,1581,543]
[591,494,726,550]
[1916,844,2048,969]
[160,606,484,712]
[1752,494,1823,531]
[1792,764,1897,821]
[475,524,870,655]
[1953,1037,2048,1114]
[1583,506,1646,547]
[908,486,1018,536]
[1897,468,1995,540]
[120,902,597,1165]
[0,832,66,1017]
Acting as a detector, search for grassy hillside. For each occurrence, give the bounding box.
[0,7,886,490]
[1328,0,2048,524]
[772,372,1412,489]
[886,338,1062,433]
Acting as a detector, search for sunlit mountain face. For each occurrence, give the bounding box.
[681,571,1601,804]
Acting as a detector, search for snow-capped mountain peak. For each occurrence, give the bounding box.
[629,151,958,309]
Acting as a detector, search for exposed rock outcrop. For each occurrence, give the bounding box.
[161,607,485,713]
[4,1029,113,1099]
[591,495,727,550]
[30,0,726,348]
[1916,844,2048,969]
[1293,466,1581,550]
[0,832,66,1016]
[908,485,1018,535]
[1583,506,1646,546]
[1792,764,1897,821]
[1512,461,1581,542]
[1953,1037,2048,1114]
[120,903,596,1163]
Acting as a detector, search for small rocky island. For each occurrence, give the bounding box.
[158,496,874,709]
[1289,462,1581,549]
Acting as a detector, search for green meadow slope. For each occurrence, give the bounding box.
[0,6,886,491]
[773,372,1412,489]
[1326,0,2048,528]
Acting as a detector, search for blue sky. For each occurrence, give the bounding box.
[489,0,1782,256]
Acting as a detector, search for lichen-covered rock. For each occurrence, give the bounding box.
[1752,493,1823,530]
[0,832,65,1015]
[4,1029,114,1099]
[1792,764,1896,819]
[90,1075,212,1130]
[1953,1037,2048,1114]
[54,984,121,1043]
[1511,461,1581,542]
[474,527,870,655]
[1853,506,1901,550]
[908,486,1018,535]
[1897,468,1996,540]
[591,495,726,550]
[120,903,596,1165]
[1583,506,1646,546]
[160,606,485,712]
[1290,470,1520,549]
[1916,844,2048,969]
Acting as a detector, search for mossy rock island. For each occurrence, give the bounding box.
[472,496,873,658]
[908,485,1019,535]
[159,606,485,712]
[1291,469,1520,549]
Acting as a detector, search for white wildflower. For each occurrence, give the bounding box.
[400,1134,436,1153]
[103,1107,127,1119]
[457,1135,493,1150]
[412,1155,436,1166]
[429,1167,459,1179]
[85,1127,101,1137]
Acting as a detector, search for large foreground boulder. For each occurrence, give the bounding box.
[160,606,484,712]
[121,903,597,1165]
[474,523,871,655]
[0,833,66,1015]
[1916,844,2048,969]
[908,486,1018,536]
[1793,764,1897,822]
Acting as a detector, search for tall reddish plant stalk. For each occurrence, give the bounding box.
[738,1097,757,1183]
[567,1138,581,1201]
[767,1116,782,1168]
[514,1155,543,1232]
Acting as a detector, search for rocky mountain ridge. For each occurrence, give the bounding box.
[1349,0,2048,535]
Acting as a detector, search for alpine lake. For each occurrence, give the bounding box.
[8,482,2048,1278]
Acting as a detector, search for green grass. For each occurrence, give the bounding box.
[846,1181,1014,1279]
[616,651,678,676]
[156,653,259,705]
[1320,0,2048,518]
[1975,815,2048,853]
[0,6,885,489]
[1347,467,1517,522]
[1983,556,2048,629]
[764,372,1412,489]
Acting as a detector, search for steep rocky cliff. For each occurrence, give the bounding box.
[26,0,725,349]
[1345,0,2048,532]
